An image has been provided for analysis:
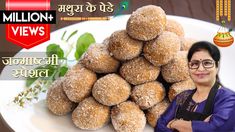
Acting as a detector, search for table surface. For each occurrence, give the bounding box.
[0,0,234,131]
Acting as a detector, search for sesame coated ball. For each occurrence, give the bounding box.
[63,64,97,103]
[72,97,110,130]
[131,81,166,110]
[168,79,195,102]
[144,31,181,66]
[161,51,190,83]
[108,30,143,61]
[102,37,110,45]
[120,57,160,85]
[46,78,76,116]
[80,43,120,73]
[126,5,166,41]
[180,37,198,51]
[92,74,131,106]
[146,99,170,127]
[111,101,146,132]
[165,19,184,37]
[45,5,199,131]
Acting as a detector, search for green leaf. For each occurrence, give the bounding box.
[26,77,38,87]
[61,30,67,40]
[42,65,57,81]
[25,66,44,87]
[75,33,95,60]
[44,65,57,77]
[59,66,68,77]
[46,44,64,59]
[25,65,57,87]
[66,30,78,42]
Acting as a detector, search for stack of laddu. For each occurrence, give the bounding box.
[46,5,198,132]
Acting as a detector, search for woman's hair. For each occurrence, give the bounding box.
[187,41,220,67]
[187,41,221,84]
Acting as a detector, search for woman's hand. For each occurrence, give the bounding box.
[166,115,212,131]
[167,119,180,130]
[167,119,193,132]
[167,119,176,129]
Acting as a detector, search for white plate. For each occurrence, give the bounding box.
[0,15,235,132]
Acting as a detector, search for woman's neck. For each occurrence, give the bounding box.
[195,79,216,96]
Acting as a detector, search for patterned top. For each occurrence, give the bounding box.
[155,87,235,132]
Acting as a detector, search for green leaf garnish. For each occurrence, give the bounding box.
[59,66,69,77]
[26,77,38,87]
[61,30,67,40]
[46,44,64,59]
[15,31,95,107]
[66,30,78,42]
[75,33,95,60]
[25,65,56,87]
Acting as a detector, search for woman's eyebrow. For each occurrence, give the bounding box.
[190,59,200,62]
[190,58,213,61]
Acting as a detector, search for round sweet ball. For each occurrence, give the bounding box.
[144,31,181,66]
[146,99,170,127]
[108,30,143,61]
[102,37,110,45]
[72,97,110,130]
[131,81,165,110]
[120,57,160,85]
[92,74,131,106]
[111,101,146,132]
[165,19,184,37]
[126,5,166,41]
[180,37,198,51]
[46,78,76,116]
[168,79,195,102]
[161,51,190,83]
[63,64,97,103]
[80,43,120,73]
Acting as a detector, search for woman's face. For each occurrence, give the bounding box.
[188,50,218,85]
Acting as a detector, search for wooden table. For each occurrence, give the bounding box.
[0,0,234,131]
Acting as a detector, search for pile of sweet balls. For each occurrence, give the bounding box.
[46,5,197,132]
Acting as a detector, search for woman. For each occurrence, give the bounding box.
[155,41,235,132]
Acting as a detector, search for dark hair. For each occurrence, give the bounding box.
[187,41,220,67]
[187,41,222,85]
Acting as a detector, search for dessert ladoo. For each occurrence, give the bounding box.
[72,97,110,130]
[63,64,97,103]
[126,5,166,41]
[46,78,76,115]
[45,5,199,131]
[131,81,165,110]
[120,57,160,85]
[92,74,131,106]
[165,19,185,37]
[144,31,181,66]
[111,101,146,132]
[108,30,143,61]
[80,43,120,73]
[161,51,190,83]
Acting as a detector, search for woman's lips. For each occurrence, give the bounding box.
[194,73,209,79]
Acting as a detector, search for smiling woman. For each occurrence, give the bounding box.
[187,42,220,86]
[156,41,235,132]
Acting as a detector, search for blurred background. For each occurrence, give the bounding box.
[0,0,234,131]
